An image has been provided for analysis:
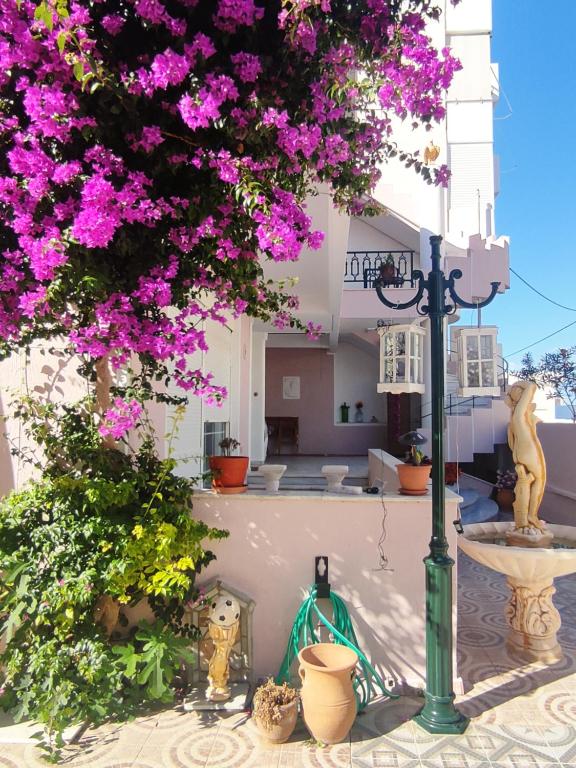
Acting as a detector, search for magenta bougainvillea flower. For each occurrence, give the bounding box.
[0,0,461,417]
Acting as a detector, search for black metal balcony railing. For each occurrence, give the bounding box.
[344,250,415,289]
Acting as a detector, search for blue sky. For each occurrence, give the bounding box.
[470,0,576,366]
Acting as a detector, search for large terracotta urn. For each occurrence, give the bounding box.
[298,643,358,744]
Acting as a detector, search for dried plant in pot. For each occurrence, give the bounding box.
[251,678,298,744]
[208,438,249,493]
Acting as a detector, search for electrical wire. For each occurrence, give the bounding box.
[510,268,576,312]
[373,492,393,572]
[507,318,576,358]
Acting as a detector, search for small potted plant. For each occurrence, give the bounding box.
[208,437,249,493]
[495,469,516,510]
[396,431,431,493]
[251,678,298,743]
[445,462,462,486]
[379,254,397,285]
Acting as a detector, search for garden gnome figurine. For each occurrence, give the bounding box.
[504,381,552,546]
[206,594,241,701]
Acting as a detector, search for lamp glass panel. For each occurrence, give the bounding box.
[481,362,494,387]
[395,332,406,356]
[396,359,406,382]
[480,334,493,359]
[384,360,394,382]
[467,361,480,387]
[384,334,394,356]
[466,335,479,360]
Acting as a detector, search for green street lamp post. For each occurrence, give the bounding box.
[373,234,500,733]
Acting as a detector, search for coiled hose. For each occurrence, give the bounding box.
[276,586,398,711]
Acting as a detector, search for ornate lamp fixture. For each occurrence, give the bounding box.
[453,325,500,396]
[377,323,425,394]
[373,235,500,735]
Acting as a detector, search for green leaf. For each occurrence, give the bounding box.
[3,600,26,642]
[33,2,47,21]
[56,32,67,54]
[73,61,84,81]
[112,643,140,679]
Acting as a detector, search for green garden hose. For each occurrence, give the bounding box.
[276,586,398,710]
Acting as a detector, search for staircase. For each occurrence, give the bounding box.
[420,373,509,463]
[247,456,369,492]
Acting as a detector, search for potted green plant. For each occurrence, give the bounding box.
[495,469,516,510]
[251,678,298,744]
[396,431,431,493]
[208,438,250,493]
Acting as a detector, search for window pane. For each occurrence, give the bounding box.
[467,362,480,387]
[480,335,493,360]
[410,358,415,382]
[481,363,494,387]
[395,332,406,356]
[466,336,479,360]
[396,359,406,382]
[384,334,394,356]
[384,359,394,382]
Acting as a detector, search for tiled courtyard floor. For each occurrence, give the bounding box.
[2,552,576,767]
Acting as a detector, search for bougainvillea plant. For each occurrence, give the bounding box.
[0,0,461,434]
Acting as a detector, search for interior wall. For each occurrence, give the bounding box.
[333,342,387,425]
[265,347,386,455]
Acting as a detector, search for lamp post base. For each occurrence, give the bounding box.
[413,696,469,734]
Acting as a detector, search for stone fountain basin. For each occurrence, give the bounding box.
[458,522,576,582]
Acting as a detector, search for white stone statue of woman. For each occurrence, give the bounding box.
[504,380,547,536]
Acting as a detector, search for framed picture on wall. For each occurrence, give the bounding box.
[283,376,300,400]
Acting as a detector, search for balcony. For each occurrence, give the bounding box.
[344,250,415,289]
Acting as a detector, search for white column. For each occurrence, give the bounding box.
[250,332,268,463]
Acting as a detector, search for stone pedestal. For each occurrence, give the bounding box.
[505,576,562,663]
[257,464,287,493]
[184,682,250,712]
[321,465,349,492]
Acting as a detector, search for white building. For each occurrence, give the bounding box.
[169,0,511,478]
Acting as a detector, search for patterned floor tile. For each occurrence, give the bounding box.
[474,723,564,764]
[538,724,576,763]
[352,742,420,768]
[0,747,29,768]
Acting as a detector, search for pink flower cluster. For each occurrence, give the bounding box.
[0,0,461,424]
[99,398,144,440]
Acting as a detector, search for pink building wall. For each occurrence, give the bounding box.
[0,346,88,495]
[193,491,461,690]
[265,347,386,455]
[539,422,576,526]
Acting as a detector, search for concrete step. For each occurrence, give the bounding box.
[247,474,368,491]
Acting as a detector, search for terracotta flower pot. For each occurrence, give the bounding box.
[253,698,298,744]
[298,643,358,744]
[496,487,515,510]
[208,456,249,491]
[396,463,431,492]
